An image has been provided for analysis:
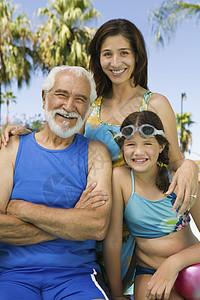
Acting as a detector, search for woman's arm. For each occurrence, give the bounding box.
[0,124,32,148]
[103,167,128,300]
[149,93,199,215]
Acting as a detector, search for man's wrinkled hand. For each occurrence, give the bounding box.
[75,182,108,209]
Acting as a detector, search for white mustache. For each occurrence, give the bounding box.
[54,109,80,119]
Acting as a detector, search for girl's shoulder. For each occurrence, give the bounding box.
[113,166,132,184]
[113,167,133,204]
[113,165,131,174]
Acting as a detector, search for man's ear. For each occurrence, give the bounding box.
[42,91,46,109]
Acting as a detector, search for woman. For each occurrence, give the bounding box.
[84,19,198,292]
[84,19,198,215]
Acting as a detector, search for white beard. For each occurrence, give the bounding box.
[44,99,88,138]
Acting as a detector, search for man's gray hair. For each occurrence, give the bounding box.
[42,65,97,104]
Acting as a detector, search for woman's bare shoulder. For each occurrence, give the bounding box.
[148,92,175,117]
[150,92,171,105]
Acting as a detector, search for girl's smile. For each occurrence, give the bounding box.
[123,132,164,173]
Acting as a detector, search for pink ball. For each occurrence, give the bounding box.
[175,264,200,300]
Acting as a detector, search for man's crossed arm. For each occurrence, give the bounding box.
[0,138,112,245]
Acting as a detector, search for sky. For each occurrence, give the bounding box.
[1,0,200,161]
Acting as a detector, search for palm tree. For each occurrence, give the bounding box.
[33,0,101,71]
[0,1,33,85]
[176,112,194,158]
[0,0,33,126]
[149,0,200,46]
[1,91,16,123]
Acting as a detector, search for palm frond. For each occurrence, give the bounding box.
[33,0,101,71]
[149,0,200,46]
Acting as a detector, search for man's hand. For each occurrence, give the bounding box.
[75,182,108,209]
[0,125,32,148]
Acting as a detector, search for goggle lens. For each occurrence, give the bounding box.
[142,125,154,136]
[122,127,134,137]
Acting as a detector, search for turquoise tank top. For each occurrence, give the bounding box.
[84,91,152,167]
[124,170,191,239]
[0,133,99,271]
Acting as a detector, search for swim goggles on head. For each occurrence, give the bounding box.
[114,124,165,139]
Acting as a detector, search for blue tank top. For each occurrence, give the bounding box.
[0,133,99,271]
[124,170,190,239]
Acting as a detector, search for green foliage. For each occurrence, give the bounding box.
[0,0,101,124]
[149,0,200,46]
[176,112,194,156]
[1,90,16,122]
[0,0,33,87]
[26,119,46,132]
[33,0,101,71]
[1,113,46,133]
[1,91,16,102]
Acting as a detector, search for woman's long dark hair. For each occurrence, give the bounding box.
[117,111,170,193]
[88,19,148,97]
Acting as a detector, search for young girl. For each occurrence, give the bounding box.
[103,110,200,300]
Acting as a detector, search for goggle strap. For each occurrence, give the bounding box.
[113,132,123,140]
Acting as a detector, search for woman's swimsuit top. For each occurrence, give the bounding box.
[84,91,152,167]
[124,170,191,239]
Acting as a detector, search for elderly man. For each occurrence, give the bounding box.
[0,66,112,299]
